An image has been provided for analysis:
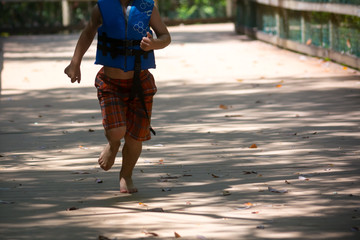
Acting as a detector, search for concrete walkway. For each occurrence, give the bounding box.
[0,23,360,240]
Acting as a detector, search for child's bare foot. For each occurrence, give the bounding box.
[98,143,119,171]
[120,176,138,193]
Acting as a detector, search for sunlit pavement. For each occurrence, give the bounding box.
[1,23,360,240]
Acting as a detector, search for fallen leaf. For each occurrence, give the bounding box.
[211,173,220,178]
[249,144,258,148]
[174,232,181,238]
[306,39,312,45]
[66,207,79,211]
[160,175,179,180]
[219,104,228,110]
[72,171,90,174]
[268,186,288,193]
[148,208,165,212]
[256,225,265,229]
[276,84,282,88]
[142,231,159,237]
[237,79,243,82]
[158,159,164,164]
[236,202,253,210]
[252,211,259,214]
[299,176,310,181]
[98,235,111,240]
[139,202,148,207]
[343,66,348,70]
[222,190,231,196]
[158,179,171,182]
[285,180,291,184]
[243,170,257,175]
[88,129,95,132]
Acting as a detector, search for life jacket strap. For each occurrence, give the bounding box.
[130,52,156,136]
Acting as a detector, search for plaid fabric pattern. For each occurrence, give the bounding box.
[95,67,157,141]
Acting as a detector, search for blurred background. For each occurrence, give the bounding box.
[0,0,359,69]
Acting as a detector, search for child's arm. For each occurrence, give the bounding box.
[140,6,171,51]
[64,5,102,83]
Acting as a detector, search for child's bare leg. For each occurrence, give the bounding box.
[119,134,142,193]
[98,127,126,171]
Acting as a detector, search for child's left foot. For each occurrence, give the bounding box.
[120,176,138,193]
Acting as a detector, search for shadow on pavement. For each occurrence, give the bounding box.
[1,72,359,239]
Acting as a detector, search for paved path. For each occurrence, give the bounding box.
[1,23,360,240]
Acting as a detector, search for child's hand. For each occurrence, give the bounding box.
[64,63,81,83]
[140,32,155,51]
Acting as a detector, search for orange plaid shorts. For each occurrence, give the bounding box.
[95,67,157,141]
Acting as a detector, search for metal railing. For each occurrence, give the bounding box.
[235,0,360,69]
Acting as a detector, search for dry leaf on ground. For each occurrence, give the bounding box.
[139,202,148,207]
[148,208,165,212]
[219,104,228,110]
[268,186,288,193]
[66,207,79,211]
[243,170,257,174]
[299,176,310,181]
[222,190,231,196]
[98,236,111,240]
[142,231,159,237]
[236,202,253,210]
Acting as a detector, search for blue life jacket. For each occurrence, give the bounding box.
[95,0,156,71]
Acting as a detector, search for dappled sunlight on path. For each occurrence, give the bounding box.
[1,23,360,239]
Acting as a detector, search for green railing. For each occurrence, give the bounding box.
[236,0,360,69]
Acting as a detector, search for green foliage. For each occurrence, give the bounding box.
[158,0,226,19]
